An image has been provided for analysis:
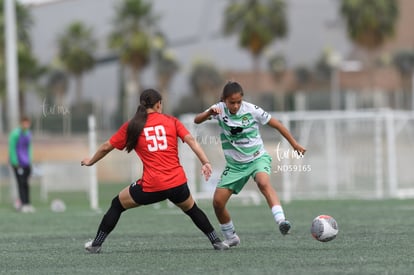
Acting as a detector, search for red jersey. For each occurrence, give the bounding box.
[109,112,190,192]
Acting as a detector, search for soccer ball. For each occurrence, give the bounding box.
[50,199,66,213]
[311,215,338,242]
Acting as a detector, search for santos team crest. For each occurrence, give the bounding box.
[242,116,250,126]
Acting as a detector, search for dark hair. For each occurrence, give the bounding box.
[20,115,30,122]
[221,81,244,101]
[125,89,162,153]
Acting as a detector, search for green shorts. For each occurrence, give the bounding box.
[217,153,272,194]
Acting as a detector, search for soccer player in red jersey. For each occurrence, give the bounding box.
[81,89,229,253]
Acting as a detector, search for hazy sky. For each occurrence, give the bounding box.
[21,0,350,115]
[26,0,349,68]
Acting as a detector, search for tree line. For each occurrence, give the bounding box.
[1,0,413,131]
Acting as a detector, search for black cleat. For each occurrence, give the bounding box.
[279,220,291,235]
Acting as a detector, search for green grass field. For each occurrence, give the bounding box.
[1,183,413,275]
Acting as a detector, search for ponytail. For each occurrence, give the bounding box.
[125,89,162,153]
[125,104,147,153]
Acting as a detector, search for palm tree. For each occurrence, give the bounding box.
[108,0,157,119]
[314,48,334,82]
[57,21,96,105]
[174,60,223,116]
[393,50,414,79]
[152,33,179,114]
[267,53,287,82]
[340,0,399,107]
[0,0,32,58]
[294,66,312,91]
[0,0,42,122]
[189,60,224,109]
[17,42,46,112]
[393,49,414,109]
[223,0,287,74]
[340,0,399,65]
[46,68,69,107]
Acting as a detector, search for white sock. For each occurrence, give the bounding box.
[220,220,236,240]
[271,205,286,224]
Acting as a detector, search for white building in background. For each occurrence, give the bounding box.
[22,0,350,119]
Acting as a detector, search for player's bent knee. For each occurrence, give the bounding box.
[111,196,126,212]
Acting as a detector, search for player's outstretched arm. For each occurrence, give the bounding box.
[194,106,221,124]
[81,140,114,166]
[183,134,212,181]
[267,117,307,155]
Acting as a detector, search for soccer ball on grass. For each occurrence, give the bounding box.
[310,215,338,242]
[50,199,66,213]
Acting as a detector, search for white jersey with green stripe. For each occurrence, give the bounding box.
[210,101,271,163]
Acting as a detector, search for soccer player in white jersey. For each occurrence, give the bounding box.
[194,81,306,247]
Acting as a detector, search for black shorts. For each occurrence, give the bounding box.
[129,181,190,205]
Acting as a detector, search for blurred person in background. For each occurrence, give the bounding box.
[81,88,229,253]
[8,116,35,213]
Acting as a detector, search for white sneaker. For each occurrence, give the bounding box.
[27,205,36,213]
[212,241,230,251]
[21,205,35,213]
[224,234,240,247]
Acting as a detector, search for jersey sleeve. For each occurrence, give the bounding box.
[109,122,128,150]
[8,128,19,166]
[253,105,271,125]
[174,117,190,142]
